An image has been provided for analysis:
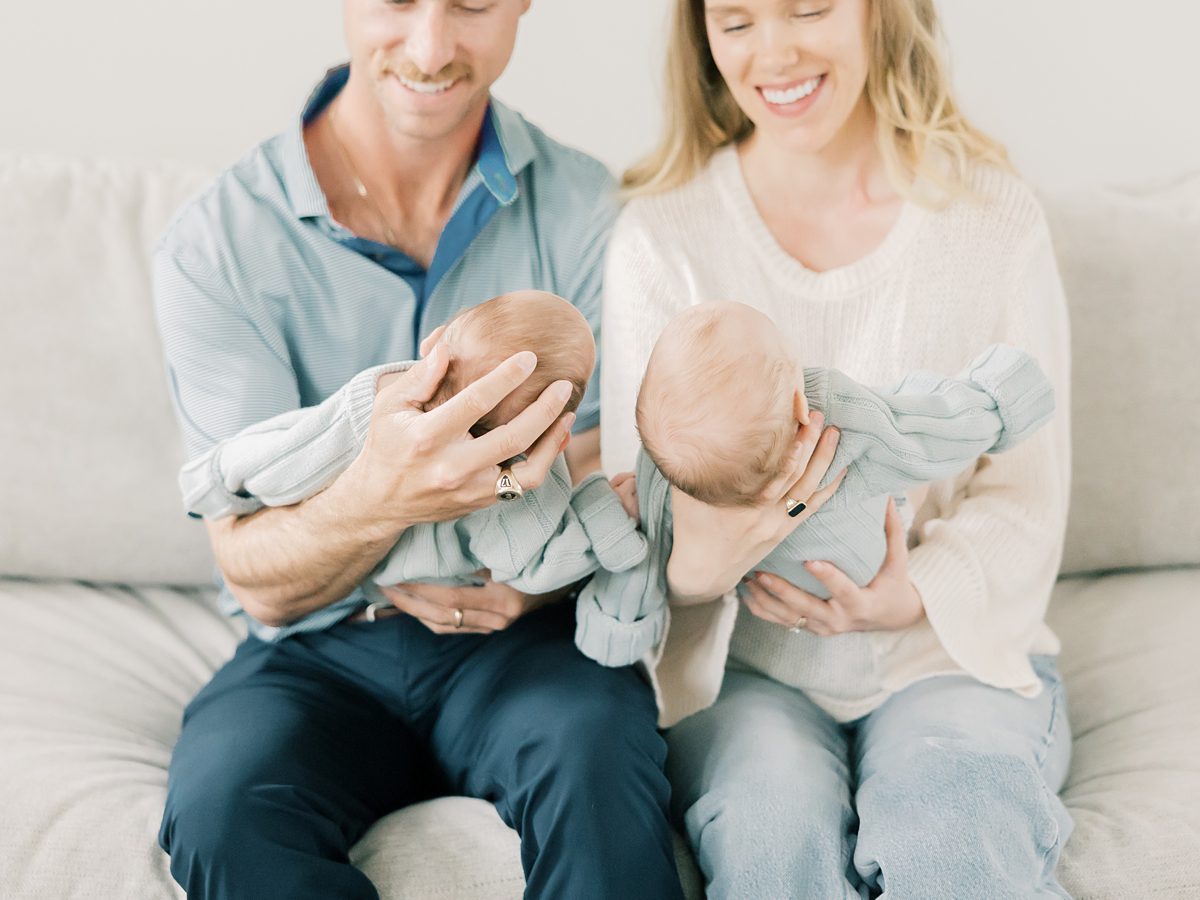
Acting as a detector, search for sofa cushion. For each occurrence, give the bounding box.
[0,578,704,899]
[0,156,215,586]
[1048,568,1200,898]
[1043,172,1200,574]
[3,573,1197,899]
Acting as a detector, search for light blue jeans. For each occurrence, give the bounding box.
[666,655,1073,899]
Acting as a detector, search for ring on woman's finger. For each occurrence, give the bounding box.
[452,607,464,629]
[788,615,808,634]
[785,497,807,517]
[495,466,524,501]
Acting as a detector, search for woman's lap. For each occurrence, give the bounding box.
[666,658,1073,900]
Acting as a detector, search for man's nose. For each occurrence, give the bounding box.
[406,5,457,77]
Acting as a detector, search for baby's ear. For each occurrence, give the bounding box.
[419,324,449,358]
[793,388,811,426]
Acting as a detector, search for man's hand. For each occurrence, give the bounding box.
[348,344,576,532]
[379,570,566,634]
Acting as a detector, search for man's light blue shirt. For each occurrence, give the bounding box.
[153,66,617,640]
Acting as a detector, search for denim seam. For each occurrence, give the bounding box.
[1033,670,1062,773]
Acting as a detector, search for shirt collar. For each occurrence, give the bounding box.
[281,64,538,219]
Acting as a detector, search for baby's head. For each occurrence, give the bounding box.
[636,302,802,507]
[427,290,595,435]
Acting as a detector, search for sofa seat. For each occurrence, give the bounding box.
[2,571,1196,899]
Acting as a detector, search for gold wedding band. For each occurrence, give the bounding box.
[788,615,808,634]
[495,467,524,502]
[452,608,464,630]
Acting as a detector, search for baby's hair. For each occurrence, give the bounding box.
[636,303,796,506]
[434,291,594,434]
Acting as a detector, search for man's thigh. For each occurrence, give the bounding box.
[164,633,443,849]
[425,600,664,798]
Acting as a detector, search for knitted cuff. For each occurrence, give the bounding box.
[574,592,666,667]
[966,344,1056,453]
[348,361,416,445]
[179,447,265,520]
[571,473,649,573]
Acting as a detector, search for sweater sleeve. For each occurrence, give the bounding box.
[575,451,671,666]
[906,215,1072,691]
[479,466,648,595]
[178,361,411,519]
[810,344,1056,509]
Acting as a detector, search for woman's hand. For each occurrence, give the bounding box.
[378,569,565,635]
[741,497,926,635]
[666,412,845,606]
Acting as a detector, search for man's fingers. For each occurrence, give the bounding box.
[469,378,573,469]
[380,584,512,632]
[424,350,539,438]
[374,343,451,414]
[511,411,575,490]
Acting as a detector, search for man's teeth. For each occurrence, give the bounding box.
[762,76,822,105]
[399,76,457,94]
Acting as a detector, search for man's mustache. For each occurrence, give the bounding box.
[385,61,472,83]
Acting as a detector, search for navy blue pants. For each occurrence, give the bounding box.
[158,601,684,900]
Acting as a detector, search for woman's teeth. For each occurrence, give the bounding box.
[761,76,823,106]
[399,76,457,94]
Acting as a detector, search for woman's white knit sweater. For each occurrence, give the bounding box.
[601,146,1072,728]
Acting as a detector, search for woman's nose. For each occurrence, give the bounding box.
[754,20,802,73]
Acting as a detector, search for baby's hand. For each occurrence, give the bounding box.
[609,471,639,522]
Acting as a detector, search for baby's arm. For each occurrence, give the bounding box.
[480,464,647,594]
[811,344,1055,507]
[575,450,671,667]
[371,460,648,595]
[179,362,410,519]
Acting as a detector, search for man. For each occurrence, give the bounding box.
[152,2,684,898]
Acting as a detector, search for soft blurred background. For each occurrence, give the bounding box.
[1,0,1196,186]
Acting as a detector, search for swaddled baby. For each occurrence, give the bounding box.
[575,301,1055,720]
[181,290,646,631]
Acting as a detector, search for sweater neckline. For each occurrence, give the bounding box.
[711,144,924,294]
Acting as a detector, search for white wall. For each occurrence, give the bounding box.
[1,1,1196,188]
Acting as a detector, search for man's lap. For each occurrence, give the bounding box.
[169,599,662,815]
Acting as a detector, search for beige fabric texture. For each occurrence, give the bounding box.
[1,157,1197,898]
[0,157,215,586]
[1044,172,1200,574]
[2,574,1196,898]
[0,579,703,900]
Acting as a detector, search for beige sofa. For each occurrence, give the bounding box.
[1,155,1197,899]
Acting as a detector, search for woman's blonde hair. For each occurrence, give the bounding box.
[623,0,1011,205]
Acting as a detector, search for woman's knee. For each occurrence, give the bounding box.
[684,774,855,898]
[856,743,1070,897]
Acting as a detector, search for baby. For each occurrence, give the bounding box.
[181,291,646,626]
[575,301,1056,719]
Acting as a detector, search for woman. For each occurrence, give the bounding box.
[601,0,1073,896]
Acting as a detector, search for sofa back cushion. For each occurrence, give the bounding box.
[0,157,1196,585]
[1047,172,1200,575]
[0,157,215,585]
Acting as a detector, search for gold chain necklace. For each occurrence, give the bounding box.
[328,108,401,248]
